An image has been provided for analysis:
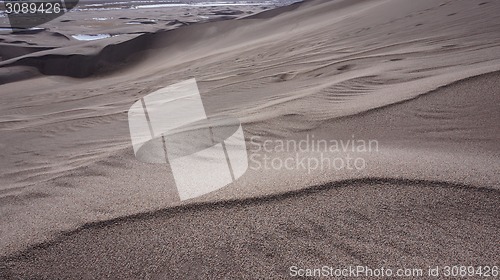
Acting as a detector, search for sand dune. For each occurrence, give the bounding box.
[1,178,498,279]
[0,0,499,277]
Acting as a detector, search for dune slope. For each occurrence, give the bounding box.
[1,178,498,279]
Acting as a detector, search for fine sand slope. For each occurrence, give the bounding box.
[0,0,499,277]
[1,179,498,279]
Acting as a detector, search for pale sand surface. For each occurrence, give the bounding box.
[0,0,499,277]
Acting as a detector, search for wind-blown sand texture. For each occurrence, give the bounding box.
[0,0,499,278]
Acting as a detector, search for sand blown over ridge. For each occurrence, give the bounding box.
[0,0,499,263]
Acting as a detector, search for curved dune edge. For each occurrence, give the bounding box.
[240,68,500,128]
[1,177,498,279]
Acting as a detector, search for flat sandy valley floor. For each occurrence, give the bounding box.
[0,0,499,279]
